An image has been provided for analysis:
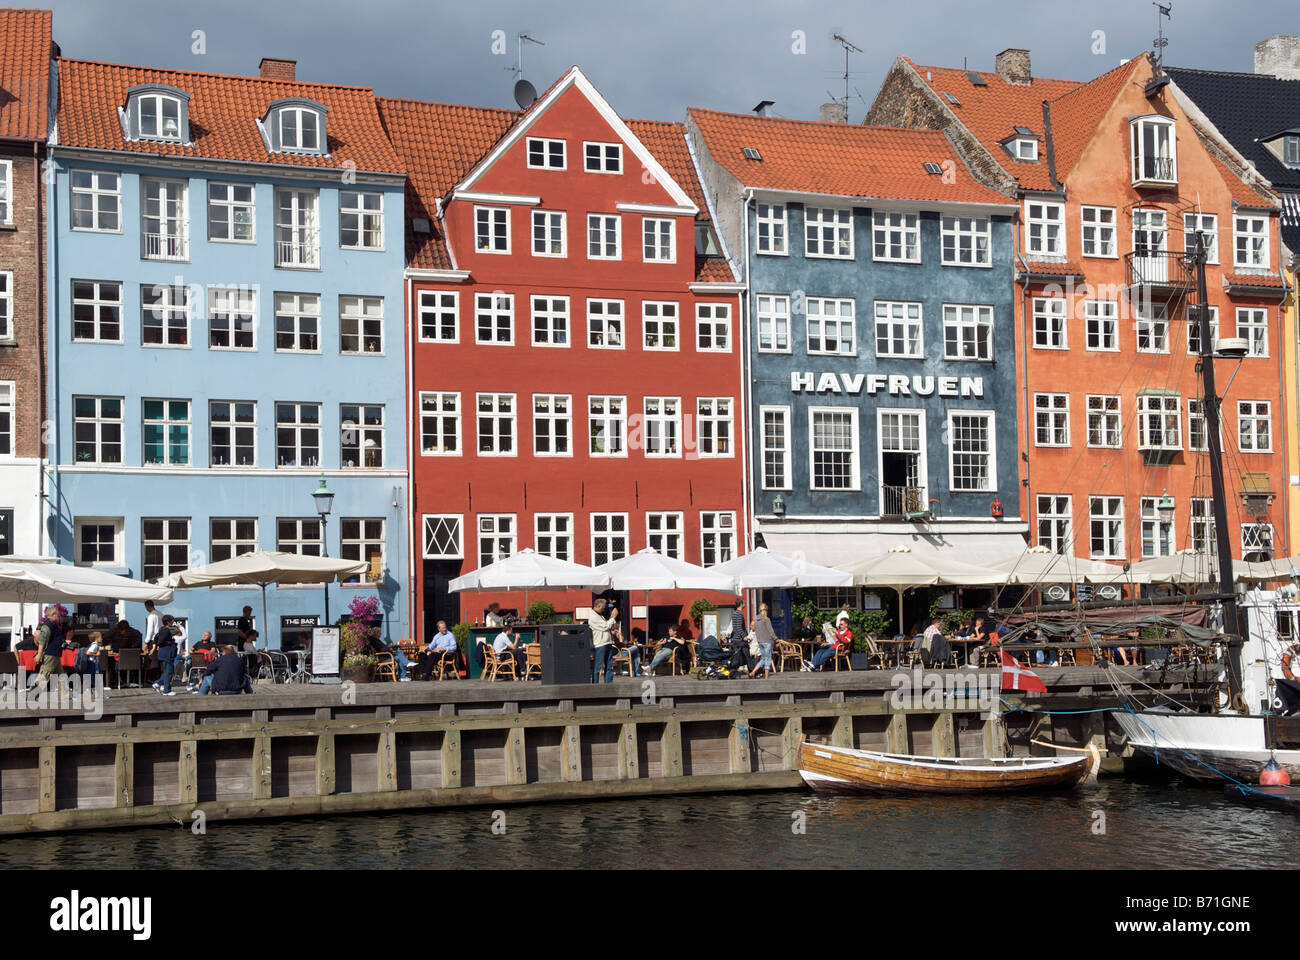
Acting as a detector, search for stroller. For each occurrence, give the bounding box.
[695,634,732,679]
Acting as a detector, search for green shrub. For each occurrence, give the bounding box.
[790,590,893,653]
[452,622,471,657]
[527,600,556,623]
[689,598,716,624]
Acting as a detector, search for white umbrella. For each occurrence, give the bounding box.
[593,548,736,638]
[841,545,1006,637]
[448,548,610,615]
[1125,549,1220,586]
[0,558,174,641]
[989,545,1132,586]
[712,547,853,589]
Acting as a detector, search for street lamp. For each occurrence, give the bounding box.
[313,474,335,624]
[1157,491,1175,524]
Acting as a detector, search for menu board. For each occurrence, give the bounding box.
[311,627,340,679]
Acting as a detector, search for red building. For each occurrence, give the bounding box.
[377,68,746,640]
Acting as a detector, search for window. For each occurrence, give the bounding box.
[756,203,787,255]
[274,292,320,352]
[940,216,991,266]
[274,402,321,467]
[75,518,122,566]
[642,302,678,350]
[0,383,10,454]
[274,188,319,267]
[1236,308,1268,357]
[1037,494,1072,554]
[643,397,681,457]
[1135,302,1168,353]
[810,408,858,490]
[419,391,460,456]
[1132,208,1167,274]
[879,411,923,507]
[1242,524,1274,561]
[1009,137,1038,161]
[587,213,620,259]
[1032,297,1067,349]
[806,207,854,259]
[478,514,516,566]
[340,403,384,468]
[340,191,383,249]
[278,107,321,152]
[1140,497,1175,558]
[1188,398,1208,452]
[1183,213,1218,263]
[422,515,463,559]
[1086,395,1121,448]
[418,290,458,343]
[588,396,626,456]
[1286,135,1300,167]
[142,399,190,466]
[0,160,9,225]
[587,299,623,348]
[1034,393,1069,447]
[809,299,856,356]
[1239,401,1271,452]
[476,393,516,455]
[1234,215,1269,270]
[531,295,568,347]
[948,412,994,491]
[71,170,121,232]
[141,284,190,346]
[210,518,257,563]
[533,394,571,456]
[534,514,573,560]
[73,396,122,464]
[1084,300,1119,352]
[142,518,190,581]
[1190,498,1215,553]
[646,512,684,559]
[695,303,730,352]
[583,142,621,173]
[141,179,188,261]
[872,211,920,262]
[1081,206,1117,258]
[756,295,790,352]
[760,406,791,490]
[591,513,628,565]
[697,398,732,457]
[136,93,183,141]
[475,292,513,345]
[642,217,675,262]
[475,206,510,254]
[72,280,122,342]
[208,286,256,350]
[1186,305,1219,355]
[208,183,255,242]
[531,210,566,257]
[277,518,322,556]
[700,512,736,566]
[1025,199,1065,258]
[340,296,383,354]
[209,400,256,467]
[942,304,993,361]
[1131,116,1177,184]
[1137,394,1181,451]
[1089,496,1124,559]
[0,273,9,340]
[526,137,565,169]
[341,519,385,582]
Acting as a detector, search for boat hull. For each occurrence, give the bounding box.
[1111,710,1300,783]
[796,741,1088,794]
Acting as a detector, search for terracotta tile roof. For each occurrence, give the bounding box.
[904,57,1082,192]
[1045,59,1142,183]
[0,8,52,141]
[1201,142,1280,211]
[694,257,737,283]
[688,107,1015,207]
[1222,272,1286,290]
[55,58,403,174]
[1017,259,1087,278]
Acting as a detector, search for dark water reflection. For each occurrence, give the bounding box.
[3,777,1297,869]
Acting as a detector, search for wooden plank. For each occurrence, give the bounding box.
[782,716,803,771]
[618,722,638,780]
[933,713,957,758]
[729,720,752,774]
[253,735,272,801]
[115,742,133,808]
[505,726,526,786]
[831,714,852,748]
[378,726,397,793]
[560,724,581,782]
[887,713,908,754]
[985,711,1006,759]
[37,745,54,813]
[316,733,335,796]
[179,739,198,804]
[660,720,682,778]
[440,729,461,789]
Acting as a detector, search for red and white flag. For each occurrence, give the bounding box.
[1001,651,1047,693]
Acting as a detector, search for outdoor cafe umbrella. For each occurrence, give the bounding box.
[0,557,174,636]
[447,548,610,615]
[711,547,853,589]
[161,550,367,647]
[989,545,1133,586]
[1124,549,1221,586]
[840,545,1007,636]
[592,548,736,635]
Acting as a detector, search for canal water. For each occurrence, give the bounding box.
[3,775,1297,869]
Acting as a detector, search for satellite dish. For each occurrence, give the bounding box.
[514,79,538,110]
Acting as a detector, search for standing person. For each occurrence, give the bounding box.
[836,603,852,627]
[588,599,619,683]
[150,615,180,696]
[751,603,777,679]
[236,606,255,649]
[33,605,67,690]
[484,602,504,628]
[726,598,755,676]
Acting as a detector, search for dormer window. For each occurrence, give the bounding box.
[1285,135,1300,168]
[1131,115,1177,187]
[124,85,191,143]
[263,99,329,155]
[1005,128,1038,162]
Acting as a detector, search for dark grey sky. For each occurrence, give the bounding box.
[43,0,1298,121]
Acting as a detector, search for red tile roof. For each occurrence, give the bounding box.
[0,8,52,141]
[55,58,403,174]
[1202,142,1280,211]
[1045,59,1141,183]
[1222,272,1286,290]
[688,107,1015,207]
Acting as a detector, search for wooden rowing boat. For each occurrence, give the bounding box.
[797,740,1089,794]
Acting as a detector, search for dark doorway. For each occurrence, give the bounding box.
[422,559,461,642]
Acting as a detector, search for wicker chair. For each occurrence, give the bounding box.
[482,644,518,682]
[523,643,542,680]
[775,640,804,672]
[374,651,399,683]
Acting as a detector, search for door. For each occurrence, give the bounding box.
[1132,209,1167,283]
[422,559,461,642]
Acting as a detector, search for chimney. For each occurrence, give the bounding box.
[819,102,847,124]
[1255,35,1300,80]
[259,57,297,81]
[995,48,1032,85]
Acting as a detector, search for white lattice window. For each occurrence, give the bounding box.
[210,518,257,564]
[341,518,385,583]
[1238,401,1271,452]
[642,217,675,263]
[209,400,256,467]
[590,513,628,565]
[526,137,565,169]
[274,292,320,352]
[1187,399,1207,452]
[1140,497,1175,558]
[810,408,858,491]
[142,518,191,580]
[1086,395,1121,448]
[806,207,853,258]
[587,213,620,259]
[142,284,190,347]
[72,280,122,343]
[274,402,321,467]
[872,211,919,262]
[340,191,383,249]
[1234,214,1269,270]
[1242,523,1274,560]
[1034,393,1069,447]
[339,403,384,468]
[948,412,994,491]
[209,182,255,242]
[1186,305,1219,355]
[756,203,787,255]
[419,392,460,456]
[340,296,383,355]
[73,396,123,464]
[531,210,566,257]
[71,169,121,232]
[1190,498,1215,554]
[760,406,790,490]
[422,515,463,559]
[583,142,621,173]
[1183,213,1218,263]
[1131,116,1177,185]
[646,512,684,559]
[209,286,256,350]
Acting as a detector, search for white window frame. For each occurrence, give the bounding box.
[1236,307,1269,358]
[1131,116,1177,186]
[1084,299,1119,352]
[1024,199,1065,258]
[642,217,675,263]
[760,405,791,491]
[1233,214,1269,271]
[339,296,384,355]
[209,400,257,468]
[1186,305,1220,356]
[276,517,323,556]
[526,137,566,170]
[755,294,791,353]
[418,290,459,343]
[422,515,464,559]
[700,511,736,567]
[530,295,569,347]
[586,299,624,349]
[274,188,319,268]
[340,518,385,584]
[1034,393,1070,447]
[583,142,622,174]
[1036,495,1072,554]
[1187,398,1209,452]
[942,304,994,361]
[645,511,685,560]
[274,402,321,468]
[756,203,788,256]
[208,285,257,352]
[0,159,10,226]
[1140,497,1176,559]
[810,406,861,492]
[1085,395,1121,449]
[939,215,991,267]
[588,395,626,457]
[72,396,124,465]
[534,513,574,561]
[339,190,384,251]
[806,207,854,259]
[419,391,461,457]
[136,93,183,141]
[532,393,572,457]
[696,397,733,458]
[477,514,516,568]
[71,279,123,344]
[1089,496,1125,560]
[339,403,384,468]
[475,292,514,345]
[947,411,995,492]
[590,512,628,565]
[474,205,510,254]
[474,392,516,457]
[0,273,12,341]
[142,518,191,581]
[531,209,567,258]
[1238,400,1272,452]
[587,213,621,260]
[642,301,679,351]
[278,107,322,153]
[1183,213,1218,264]
[1242,523,1275,560]
[1135,302,1169,354]
[1137,394,1182,451]
[642,396,682,458]
[141,283,191,348]
[210,517,259,563]
[207,182,255,243]
[808,298,856,357]
[70,169,121,233]
[141,177,189,262]
[1032,296,1067,350]
[1190,498,1215,554]
[74,517,123,567]
[273,292,321,354]
[871,211,920,263]
[695,303,731,352]
[874,300,922,358]
[877,409,926,505]
[0,381,10,456]
[1081,206,1117,259]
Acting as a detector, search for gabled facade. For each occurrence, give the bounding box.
[687,108,1024,634]
[48,57,410,643]
[377,67,744,641]
[870,50,1289,574]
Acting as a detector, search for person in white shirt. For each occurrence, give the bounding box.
[588,599,619,683]
[143,600,162,646]
[492,624,524,672]
[485,603,504,628]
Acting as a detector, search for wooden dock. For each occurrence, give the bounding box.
[0,664,1212,834]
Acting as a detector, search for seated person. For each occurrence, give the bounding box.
[242,630,260,654]
[1115,629,1140,667]
[492,624,524,673]
[420,620,460,678]
[108,620,143,650]
[281,630,309,653]
[15,630,37,651]
[808,621,852,670]
[617,626,646,677]
[920,616,952,667]
[793,616,819,644]
[190,647,254,695]
[646,625,686,675]
[192,631,217,653]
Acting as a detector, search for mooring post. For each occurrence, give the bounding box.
[783,715,804,770]
[179,739,198,804]
[660,719,682,777]
[618,722,638,779]
[316,732,335,796]
[887,712,909,754]
[115,741,133,808]
[37,744,55,813]
[253,734,272,800]
[440,729,460,789]
[505,723,527,785]
[933,713,957,758]
[561,724,582,782]
[378,725,397,792]
[729,718,752,773]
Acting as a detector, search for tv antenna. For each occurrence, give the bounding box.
[831,32,863,123]
[1152,3,1171,71]
[509,33,544,110]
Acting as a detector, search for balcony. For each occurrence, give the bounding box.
[1132,155,1177,189]
[1124,249,1194,294]
[142,230,188,261]
[881,485,929,520]
[276,232,320,268]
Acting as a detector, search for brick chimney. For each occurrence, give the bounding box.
[995,48,1032,85]
[1255,35,1300,80]
[259,58,297,81]
[819,102,847,124]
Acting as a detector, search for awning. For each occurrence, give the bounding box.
[754,527,1029,574]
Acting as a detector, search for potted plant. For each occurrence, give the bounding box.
[527,599,556,624]
[340,595,381,682]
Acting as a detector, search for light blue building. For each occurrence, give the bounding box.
[44,57,409,645]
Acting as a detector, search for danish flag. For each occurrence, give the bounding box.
[1001,651,1047,693]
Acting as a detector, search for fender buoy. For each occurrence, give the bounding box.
[1232,692,1248,714]
[1282,644,1300,681]
[1260,755,1291,786]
